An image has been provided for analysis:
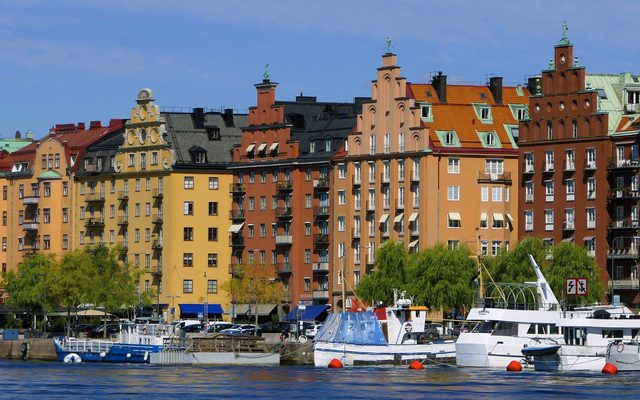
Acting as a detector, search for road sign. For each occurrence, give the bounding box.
[566,278,587,296]
[197,312,204,320]
[566,278,577,295]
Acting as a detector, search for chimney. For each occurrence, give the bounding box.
[192,108,205,129]
[90,121,102,129]
[77,122,86,130]
[489,77,503,104]
[222,108,234,127]
[432,71,447,103]
[528,76,541,95]
[15,130,21,139]
[26,130,33,139]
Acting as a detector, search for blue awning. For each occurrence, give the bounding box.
[284,305,330,322]
[178,303,224,317]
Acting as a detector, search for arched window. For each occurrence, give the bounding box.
[572,120,578,138]
[547,122,553,140]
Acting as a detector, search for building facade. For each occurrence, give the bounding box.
[518,36,640,305]
[332,52,527,309]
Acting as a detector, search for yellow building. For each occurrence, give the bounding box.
[74,89,246,321]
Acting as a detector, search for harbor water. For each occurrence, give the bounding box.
[1,359,639,399]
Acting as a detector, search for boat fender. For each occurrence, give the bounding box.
[328,358,344,368]
[100,352,107,358]
[506,360,522,372]
[144,351,149,362]
[617,342,625,353]
[20,342,28,359]
[405,323,413,333]
[63,353,82,363]
[126,353,132,362]
[602,362,618,374]
[408,360,424,370]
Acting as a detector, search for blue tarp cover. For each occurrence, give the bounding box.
[314,312,387,345]
[284,305,330,321]
[178,303,224,315]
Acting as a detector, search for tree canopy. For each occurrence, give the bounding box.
[355,241,409,305]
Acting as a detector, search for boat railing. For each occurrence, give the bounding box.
[475,282,560,311]
[56,337,115,353]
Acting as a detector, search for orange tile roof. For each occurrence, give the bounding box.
[407,83,529,150]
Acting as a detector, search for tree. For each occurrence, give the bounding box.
[355,241,409,305]
[484,237,547,285]
[406,244,476,311]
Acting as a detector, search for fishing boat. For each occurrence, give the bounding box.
[313,290,455,367]
[53,322,180,363]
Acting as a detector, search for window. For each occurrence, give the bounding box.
[545,180,554,202]
[444,131,456,145]
[305,194,312,209]
[248,224,254,239]
[128,153,135,167]
[248,197,255,211]
[338,190,346,205]
[183,201,194,215]
[491,187,502,202]
[182,253,193,267]
[524,152,534,172]
[448,240,460,250]
[135,228,140,242]
[545,151,555,171]
[183,280,193,293]
[183,227,194,241]
[43,208,50,224]
[485,159,504,175]
[208,228,218,241]
[564,208,575,230]
[208,202,218,216]
[596,88,608,99]
[420,104,432,120]
[62,208,68,223]
[135,203,141,217]
[383,133,390,154]
[525,181,534,202]
[272,196,278,210]
[586,148,596,168]
[587,178,596,199]
[481,186,489,202]
[491,241,501,256]
[304,249,311,264]
[448,213,461,228]
[304,277,311,292]
[448,158,460,174]
[545,209,554,231]
[480,107,491,121]
[486,132,495,146]
[572,120,578,138]
[566,179,575,201]
[338,216,345,232]
[145,202,151,216]
[525,210,533,231]
[587,208,596,229]
[480,240,488,257]
[547,122,553,140]
[447,185,460,201]
[55,154,60,168]
[261,170,267,183]
[184,176,194,189]
[207,280,218,294]
[208,253,218,267]
[43,182,50,197]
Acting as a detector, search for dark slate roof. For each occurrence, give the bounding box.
[162,110,247,165]
[75,128,125,176]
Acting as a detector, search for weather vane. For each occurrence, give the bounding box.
[386,36,392,53]
[559,21,570,45]
[263,63,270,80]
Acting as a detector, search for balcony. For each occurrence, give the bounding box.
[85,218,105,228]
[230,183,246,194]
[276,180,293,192]
[354,201,361,211]
[117,216,129,225]
[275,235,293,245]
[544,163,554,173]
[150,264,163,276]
[608,221,640,231]
[312,290,329,300]
[352,228,361,239]
[229,235,245,247]
[313,178,330,190]
[152,214,164,224]
[117,191,129,201]
[626,103,640,113]
[85,193,105,202]
[608,279,640,290]
[352,175,361,185]
[562,221,575,231]
[151,240,163,250]
[523,163,534,174]
[380,173,390,184]
[525,193,534,202]
[584,160,597,171]
[275,207,292,219]
[119,241,129,252]
[229,209,245,220]
[23,195,39,205]
[228,263,244,278]
[314,234,329,245]
[152,189,164,198]
[608,188,640,200]
[312,262,329,273]
[313,206,330,218]
[477,171,512,184]
[22,222,39,231]
[607,248,639,260]
[275,262,292,275]
[608,158,640,170]
[564,162,576,172]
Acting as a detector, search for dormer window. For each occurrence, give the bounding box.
[596,88,607,99]
[189,146,207,164]
[207,126,220,140]
[445,131,455,145]
[310,141,316,153]
[486,133,495,146]
[325,138,331,152]
[480,107,491,120]
[420,104,432,120]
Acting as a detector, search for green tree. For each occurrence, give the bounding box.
[406,244,476,311]
[57,249,96,328]
[546,242,604,304]
[355,241,409,305]
[484,237,547,284]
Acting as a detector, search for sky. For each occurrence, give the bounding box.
[1,0,640,138]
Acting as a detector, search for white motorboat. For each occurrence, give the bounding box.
[313,290,455,367]
[606,341,640,371]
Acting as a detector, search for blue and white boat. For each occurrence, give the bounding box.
[53,323,180,363]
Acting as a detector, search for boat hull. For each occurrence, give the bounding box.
[606,342,640,371]
[313,340,455,367]
[54,338,162,363]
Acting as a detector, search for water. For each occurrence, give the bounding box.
[1,360,639,399]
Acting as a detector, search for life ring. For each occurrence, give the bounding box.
[63,353,82,363]
[405,323,413,333]
[617,342,625,353]
[298,335,308,343]
[141,326,148,335]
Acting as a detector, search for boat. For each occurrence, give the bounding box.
[606,341,640,371]
[456,254,640,372]
[53,322,180,363]
[313,290,456,367]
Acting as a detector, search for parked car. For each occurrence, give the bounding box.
[207,322,235,333]
[87,324,120,338]
[220,324,262,336]
[304,323,323,338]
[422,323,442,340]
[181,323,205,333]
[259,321,290,334]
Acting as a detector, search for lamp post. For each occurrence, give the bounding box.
[204,272,209,326]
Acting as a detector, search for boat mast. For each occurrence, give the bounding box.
[341,256,346,312]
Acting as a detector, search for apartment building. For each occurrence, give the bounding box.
[332,51,527,309]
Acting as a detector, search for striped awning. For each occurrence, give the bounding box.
[269,142,279,151]
[409,239,419,248]
[228,223,245,233]
[246,143,255,152]
[448,212,461,221]
[492,213,504,221]
[408,212,419,222]
[393,213,404,223]
[379,214,389,224]
[257,143,267,152]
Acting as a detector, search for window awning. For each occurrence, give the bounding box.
[257,143,267,152]
[480,212,488,221]
[561,237,574,243]
[379,214,389,224]
[393,213,404,223]
[246,143,255,153]
[269,142,279,151]
[228,222,245,233]
[448,212,461,221]
[409,239,419,248]
[506,213,514,223]
[583,236,594,241]
[492,213,504,221]
[233,303,277,316]
[543,237,553,242]
[408,212,419,222]
[284,305,330,322]
[178,303,224,317]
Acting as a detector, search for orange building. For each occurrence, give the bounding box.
[332,52,528,309]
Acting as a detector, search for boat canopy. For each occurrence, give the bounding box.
[315,312,387,346]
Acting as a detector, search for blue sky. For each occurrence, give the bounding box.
[1,0,639,138]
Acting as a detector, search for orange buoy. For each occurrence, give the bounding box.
[408,360,424,370]
[602,363,618,374]
[506,360,522,372]
[328,358,344,368]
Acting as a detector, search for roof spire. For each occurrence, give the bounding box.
[385,36,392,54]
[559,20,570,45]
[263,63,270,81]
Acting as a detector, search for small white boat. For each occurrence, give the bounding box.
[313,290,455,367]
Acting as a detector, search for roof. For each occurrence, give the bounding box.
[408,83,527,150]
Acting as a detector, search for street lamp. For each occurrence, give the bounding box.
[204,272,209,326]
